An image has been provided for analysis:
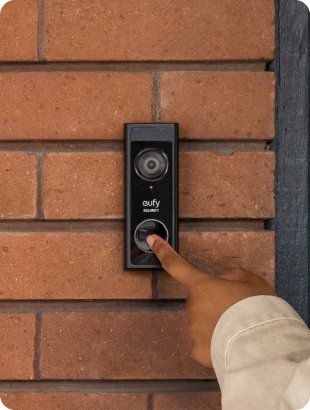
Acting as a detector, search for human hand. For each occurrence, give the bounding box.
[146,234,277,369]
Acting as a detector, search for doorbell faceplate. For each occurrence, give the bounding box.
[125,123,179,270]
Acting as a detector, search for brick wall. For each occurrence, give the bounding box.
[0,0,275,408]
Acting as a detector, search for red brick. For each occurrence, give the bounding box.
[0,73,152,140]
[44,151,274,219]
[158,231,275,299]
[1,393,147,410]
[154,393,221,410]
[180,151,275,219]
[0,314,35,380]
[0,0,37,61]
[45,0,274,61]
[41,312,215,379]
[0,232,151,299]
[0,231,274,300]
[161,72,275,140]
[44,152,124,219]
[0,152,37,219]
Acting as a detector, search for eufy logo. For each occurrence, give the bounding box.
[143,199,160,208]
[0,399,12,410]
[0,1,12,12]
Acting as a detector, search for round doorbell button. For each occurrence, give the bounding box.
[134,219,169,253]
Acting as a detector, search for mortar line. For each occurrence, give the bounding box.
[0,219,267,232]
[147,393,154,410]
[33,313,42,380]
[151,72,155,122]
[0,379,220,393]
[37,0,46,61]
[0,140,271,153]
[36,153,44,220]
[152,72,161,122]
[0,61,269,73]
[0,300,186,313]
[151,272,160,299]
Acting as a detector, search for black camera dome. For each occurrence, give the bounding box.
[135,148,168,181]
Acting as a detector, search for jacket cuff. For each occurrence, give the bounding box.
[210,295,308,387]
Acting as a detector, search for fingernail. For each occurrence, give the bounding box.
[146,235,155,248]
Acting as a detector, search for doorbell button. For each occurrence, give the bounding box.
[135,148,169,181]
[134,219,169,252]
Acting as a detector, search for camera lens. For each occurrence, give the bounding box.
[145,159,157,171]
[135,149,168,180]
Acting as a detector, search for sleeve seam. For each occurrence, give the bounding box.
[224,317,308,368]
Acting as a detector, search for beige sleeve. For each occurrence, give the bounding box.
[210,295,310,410]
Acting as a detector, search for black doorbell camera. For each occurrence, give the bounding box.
[125,123,179,270]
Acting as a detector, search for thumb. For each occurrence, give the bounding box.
[147,234,206,288]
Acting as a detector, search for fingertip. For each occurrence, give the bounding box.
[146,234,163,250]
[146,234,156,248]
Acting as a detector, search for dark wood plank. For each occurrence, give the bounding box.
[270,0,309,324]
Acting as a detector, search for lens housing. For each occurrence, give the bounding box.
[135,149,168,181]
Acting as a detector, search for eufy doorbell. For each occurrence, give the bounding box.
[125,123,179,269]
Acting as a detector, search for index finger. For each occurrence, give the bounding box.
[147,234,208,288]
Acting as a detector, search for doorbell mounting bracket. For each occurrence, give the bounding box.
[124,123,179,270]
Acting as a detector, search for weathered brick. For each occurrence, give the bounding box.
[44,151,274,219]
[161,72,275,140]
[0,0,37,61]
[158,231,275,299]
[154,393,221,410]
[0,314,35,380]
[180,151,275,219]
[0,73,152,140]
[0,232,151,299]
[1,393,147,410]
[0,231,273,300]
[45,0,274,61]
[44,152,123,219]
[0,152,37,219]
[41,312,214,379]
